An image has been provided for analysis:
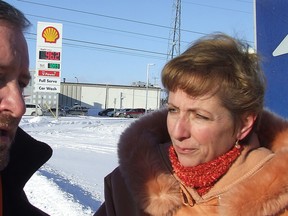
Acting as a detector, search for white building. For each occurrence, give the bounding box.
[59,82,162,111]
[24,71,163,114]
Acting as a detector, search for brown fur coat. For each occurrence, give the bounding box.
[97,109,288,216]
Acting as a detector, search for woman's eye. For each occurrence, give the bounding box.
[196,113,210,120]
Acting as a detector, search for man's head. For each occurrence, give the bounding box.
[0,1,31,170]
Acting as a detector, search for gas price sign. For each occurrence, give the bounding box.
[35,22,63,93]
[48,63,60,69]
[39,51,61,61]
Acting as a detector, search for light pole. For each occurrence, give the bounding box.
[145,63,155,114]
[74,77,78,105]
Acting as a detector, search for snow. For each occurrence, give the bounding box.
[20,115,135,215]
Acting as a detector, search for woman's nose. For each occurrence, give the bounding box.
[172,116,191,141]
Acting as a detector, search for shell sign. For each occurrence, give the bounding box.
[42,26,60,43]
[35,22,62,93]
[36,22,62,47]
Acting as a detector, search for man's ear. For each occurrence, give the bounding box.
[237,113,257,140]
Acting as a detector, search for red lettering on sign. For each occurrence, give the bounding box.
[38,70,60,77]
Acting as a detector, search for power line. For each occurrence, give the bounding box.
[20,0,253,45]
[18,0,208,36]
[18,0,171,29]
[20,0,253,56]
[25,33,168,60]
[26,14,173,42]
[182,1,252,14]
[23,14,192,59]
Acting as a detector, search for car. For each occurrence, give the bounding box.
[24,103,43,116]
[115,108,132,117]
[106,109,121,117]
[67,105,88,115]
[123,108,146,118]
[98,108,114,116]
[62,106,71,113]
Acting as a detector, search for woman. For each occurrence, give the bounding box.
[95,34,288,215]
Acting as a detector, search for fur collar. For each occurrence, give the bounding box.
[118,109,288,215]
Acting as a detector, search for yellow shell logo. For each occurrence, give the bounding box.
[42,26,60,43]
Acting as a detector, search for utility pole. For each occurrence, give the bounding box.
[167,0,181,60]
[162,0,181,108]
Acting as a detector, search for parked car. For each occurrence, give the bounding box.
[123,108,146,118]
[67,105,88,115]
[98,108,114,116]
[24,103,43,116]
[115,108,132,117]
[62,106,71,113]
[106,109,121,117]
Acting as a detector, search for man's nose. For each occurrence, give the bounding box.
[0,83,26,117]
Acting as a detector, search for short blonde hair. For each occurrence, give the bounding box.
[162,33,266,130]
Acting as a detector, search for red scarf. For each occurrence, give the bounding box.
[169,144,242,196]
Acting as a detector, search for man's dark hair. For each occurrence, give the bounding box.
[0,0,30,30]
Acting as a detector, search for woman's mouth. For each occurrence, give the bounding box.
[174,145,197,154]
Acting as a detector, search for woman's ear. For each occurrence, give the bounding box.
[237,113,257,140]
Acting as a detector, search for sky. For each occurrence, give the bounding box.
[8,0,254,87]
[21,114,132,215]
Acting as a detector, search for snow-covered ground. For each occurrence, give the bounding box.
[20,115,135,216]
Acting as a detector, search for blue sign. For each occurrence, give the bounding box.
[256,0,288,117]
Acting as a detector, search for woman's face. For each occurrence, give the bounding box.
[167,89,239,167]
